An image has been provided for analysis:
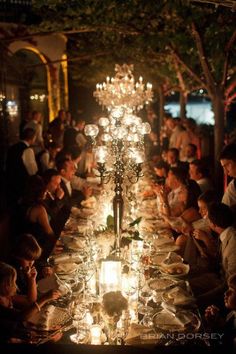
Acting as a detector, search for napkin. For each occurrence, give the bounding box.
[81,196,97,208]
[28,305,55,331]
[164,286,194,306]
[159,304,192,328]
[125,323,153,344]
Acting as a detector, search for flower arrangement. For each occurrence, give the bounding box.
[102,291,128,324]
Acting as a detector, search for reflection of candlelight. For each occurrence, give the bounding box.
[131,239,143,255]
[90,324,102,345]
[88,273,97,295]
[100,259,122,295]
[84,311,93,326]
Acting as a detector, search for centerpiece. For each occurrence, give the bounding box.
[84,64,153,254]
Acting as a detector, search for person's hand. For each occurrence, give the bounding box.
[205,305,219,323]
[55,186,64,200]
[25,266,37,281]
[142,190,155,198]
[44,289,61,302]
[181,224,193,235]
[157,185,168,204]
[49,331,63,342]
[193,229,208,241]
[153,183,162,195]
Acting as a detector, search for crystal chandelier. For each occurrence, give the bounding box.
[85,64,153,254]
[93,64,153,111]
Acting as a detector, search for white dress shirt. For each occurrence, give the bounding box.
[222,179,236,207]
[220,226,236,279]
[21,141,38,176]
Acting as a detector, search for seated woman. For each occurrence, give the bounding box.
[18,175,58,261]
[9,233,42,306]
[175,190,218,258]
[0,262,61,343]
[154,166,201,218]
[153,160,169,186]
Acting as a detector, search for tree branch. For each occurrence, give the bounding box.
[225,80,236,98]
[25,51,112,68]
[225,92,236,109]
[221,29,236,87]
[169,46,207,89]
[2,25,140,43]
[172,56,188,95]
[191,22,216,94]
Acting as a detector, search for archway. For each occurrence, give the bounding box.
[13,48,49,129]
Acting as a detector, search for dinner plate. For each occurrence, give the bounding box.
[55,262,78,275]
[148,277,178,292]
[159,263,190,278]
[153,238,175,248]
[153,310,200,332]
[150,253,169,266]
[162,287,195,306]
[63,236,86,251]
[155,244,180,253]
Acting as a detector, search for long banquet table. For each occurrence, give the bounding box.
[25,171,216,349]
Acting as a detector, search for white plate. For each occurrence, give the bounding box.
[55,263,78,275]
[150,253,169,266]
[148,277,178,291]
[162,287,195,306]
[63,237,86,250]
[155,244,180,253]
[159,263,190,278]
[153,310,200,332]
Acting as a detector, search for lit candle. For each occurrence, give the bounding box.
[90,324,102,345]
[84,311,93,326]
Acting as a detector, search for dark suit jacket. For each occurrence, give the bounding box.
[50,180,84,236]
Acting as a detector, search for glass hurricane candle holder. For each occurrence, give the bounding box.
[90,324,102,345]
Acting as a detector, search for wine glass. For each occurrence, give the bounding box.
[77,260,96,302]
[138,285,153,315]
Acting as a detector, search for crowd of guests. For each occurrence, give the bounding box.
[0,109,97,343]
[147,114,236,348]
[0,108,236,347]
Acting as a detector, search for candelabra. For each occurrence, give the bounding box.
[85,64,153,254]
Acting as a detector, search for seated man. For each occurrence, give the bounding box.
[53,157,92,236]
[189,159,213,193]
[190,203,236,307]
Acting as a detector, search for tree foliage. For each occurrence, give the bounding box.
[28,1,236,101]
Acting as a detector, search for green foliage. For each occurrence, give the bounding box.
[29,0,236,95]
[129,216,142,227]
[106,215,114,230]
